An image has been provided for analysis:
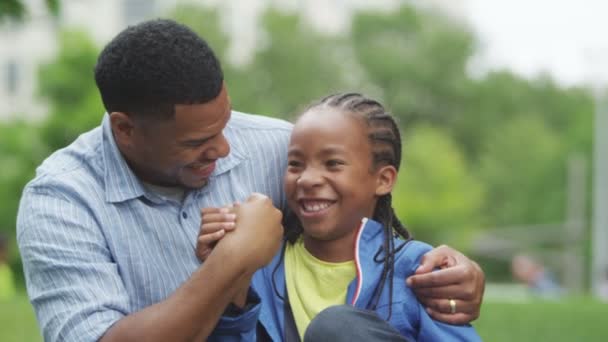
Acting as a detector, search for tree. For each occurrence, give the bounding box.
[393,125,483,248]
[477,116,565,227]
[38,30,102,151]
[351,6,475,129]
[0,0,59,22]
[225,9,351,118]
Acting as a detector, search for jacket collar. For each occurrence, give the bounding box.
[350,217,386,307]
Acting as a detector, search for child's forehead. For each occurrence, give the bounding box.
[297,106,364,126]
[290,109,371,152]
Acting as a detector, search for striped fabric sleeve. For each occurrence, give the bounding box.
[17,188,129,342]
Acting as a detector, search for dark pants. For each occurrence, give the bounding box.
[303,305,409,342]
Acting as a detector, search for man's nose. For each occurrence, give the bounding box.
[203,133,230,160]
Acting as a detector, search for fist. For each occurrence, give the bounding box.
[214,193,284,270]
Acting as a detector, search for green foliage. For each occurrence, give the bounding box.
[0,121,46,272]
[351,6,474,128]
[0,0,59,22]
[169,4,229,58]
[0,0,26,21]
[394,125,483,247]
[224,9,351,118]
[0,30,101,285]
[38,30,102,150]
[0,2,596,286]
[478,117,564,226]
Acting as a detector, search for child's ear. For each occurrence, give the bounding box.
[375,165,398,196]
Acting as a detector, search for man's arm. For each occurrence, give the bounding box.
[406,245,485,325]
[103,193,283,341]
[18,190,281,342]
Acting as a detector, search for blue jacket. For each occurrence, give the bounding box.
[252,218,482,341]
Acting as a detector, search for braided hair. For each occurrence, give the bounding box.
[277,93,413,320]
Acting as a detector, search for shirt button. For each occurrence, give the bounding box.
[182,212,188,219]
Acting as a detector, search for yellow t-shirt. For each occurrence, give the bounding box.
[284,238,356,339]
[0,263,16,300]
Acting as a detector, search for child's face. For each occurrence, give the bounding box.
[284,108,383,242]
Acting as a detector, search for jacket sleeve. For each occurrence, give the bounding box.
[416,304,482,342]
[207,288,262,342]
[395,241,482,342]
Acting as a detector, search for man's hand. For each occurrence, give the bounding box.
[212,193,283,271]
[406,245,485,325]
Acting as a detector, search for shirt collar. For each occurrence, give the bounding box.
[101,113,247,203]
[101,114,147,203]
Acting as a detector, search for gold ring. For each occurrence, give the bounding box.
[449,299,456,314]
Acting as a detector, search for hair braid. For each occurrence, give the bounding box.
[282,92,414,321]
[323,93,413,320]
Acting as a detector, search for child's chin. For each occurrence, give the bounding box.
[304,229,335,241]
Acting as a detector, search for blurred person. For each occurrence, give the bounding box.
[511,253,563,298]
[198,93,482,341]
[17,19,484,342]
[0,233,17,300]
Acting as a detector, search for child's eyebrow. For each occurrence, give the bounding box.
[319,146,347,154]
[287,149,303,157]
[287,146,347,157]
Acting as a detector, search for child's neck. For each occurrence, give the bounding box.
[302,232,357,263]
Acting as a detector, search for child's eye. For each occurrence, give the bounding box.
[326,159,344,168]
[288,160,302,168]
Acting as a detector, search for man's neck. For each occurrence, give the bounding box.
[141,181,186,203]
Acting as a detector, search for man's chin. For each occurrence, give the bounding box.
[181,178,210,190]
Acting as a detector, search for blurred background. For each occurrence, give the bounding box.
[0,0,607,340]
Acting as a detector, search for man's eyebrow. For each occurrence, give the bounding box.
[180,135,215,145]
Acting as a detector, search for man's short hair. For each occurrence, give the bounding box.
[94,19,224,119]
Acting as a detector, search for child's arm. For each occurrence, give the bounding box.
[196,207,236,261]
[197,206,251,307]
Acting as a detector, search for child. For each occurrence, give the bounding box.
[198,93,481,341]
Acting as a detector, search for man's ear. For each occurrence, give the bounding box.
[109,112,135,148]
[375,165,398,196]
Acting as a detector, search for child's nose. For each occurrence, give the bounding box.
[296,168,323,188]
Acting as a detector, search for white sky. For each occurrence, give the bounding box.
[218,0,608,87]
[461,0,608,87]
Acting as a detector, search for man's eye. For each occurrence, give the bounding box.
[288,160,302,167]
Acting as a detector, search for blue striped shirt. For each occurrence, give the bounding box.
[16,111,292,342]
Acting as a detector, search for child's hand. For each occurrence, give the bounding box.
[196,205,237,262]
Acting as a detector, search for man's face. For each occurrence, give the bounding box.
[126,85,232,189]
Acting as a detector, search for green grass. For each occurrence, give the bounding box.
[1,293,606,341]
[475,298,608,341]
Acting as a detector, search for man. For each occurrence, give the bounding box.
[17,19,484,341]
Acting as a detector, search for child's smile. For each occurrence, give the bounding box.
[299,199,335,214]
[284,107,382,243]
